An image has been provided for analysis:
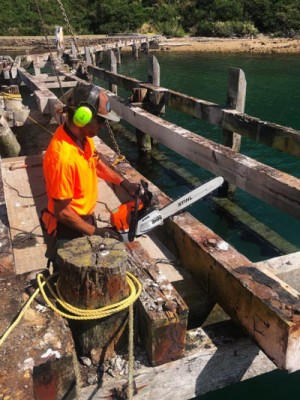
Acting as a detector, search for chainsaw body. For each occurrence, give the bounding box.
[110,180,153,242]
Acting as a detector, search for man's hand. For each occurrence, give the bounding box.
[120,179,139,197]
[94,227,121,240]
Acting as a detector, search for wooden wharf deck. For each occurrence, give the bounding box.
[1,47,300,398]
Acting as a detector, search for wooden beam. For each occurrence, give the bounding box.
[44,81,77,89]
[87,65,300,157]
[107,94,300,221]
[17,67,64,123]
[94,137,300,371]
[0,158,14,276]
[160,213,300,371]
[88,65,140,91]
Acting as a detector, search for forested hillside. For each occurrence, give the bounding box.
[1,0,300,38]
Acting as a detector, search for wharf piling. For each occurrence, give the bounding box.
[57,237,130,360]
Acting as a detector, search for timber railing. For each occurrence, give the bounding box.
[87,62,300,157]
[83,59,300,221]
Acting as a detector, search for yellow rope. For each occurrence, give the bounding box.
[37,272,142,320]
[0,271,142,400]
[0,285,41,347]
[0,92,22,99]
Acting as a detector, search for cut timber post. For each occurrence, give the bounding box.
[223,68,246,194]
[84,47,92,65]
[132,42,138,59]
[133,87,151,153]
[147,54,165,121]
[109,50,118,95]
[56,236,130,361]
[115,46,121,65]
[95,50,103,66]
[0,115,21,157]
[134,55,164,152]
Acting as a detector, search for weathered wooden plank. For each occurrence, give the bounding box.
[126,241,188,366]
[79,324,276,400]
[255,251,300,293]
[107,95,300,221]
[1,155,47,275]
[0,157,14,276]
[88,65,140,91]
[17,68,64,123]
[44,81,77,89]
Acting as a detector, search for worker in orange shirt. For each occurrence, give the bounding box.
[42,83,139,260]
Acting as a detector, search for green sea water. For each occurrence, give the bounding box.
[97,51,300,263]
[96,51,300,399]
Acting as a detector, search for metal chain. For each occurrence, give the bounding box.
[55,0,85,64]
[105,120,126,165]
[43,0,123,165]
[34,0,66,102]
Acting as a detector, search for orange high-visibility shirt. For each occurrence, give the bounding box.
[43,125,98,216]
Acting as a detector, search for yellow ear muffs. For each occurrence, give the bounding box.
[73,105,93,127]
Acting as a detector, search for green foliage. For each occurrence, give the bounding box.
[149,3,185,36]
[0,0,299,37]
[90,0,146,34]
[195,20,258,38]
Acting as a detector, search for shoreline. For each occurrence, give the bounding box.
[0,35,300,55]
[159,36,300,54]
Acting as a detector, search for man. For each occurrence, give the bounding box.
[42,83,138,259]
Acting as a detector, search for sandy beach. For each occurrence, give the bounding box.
[1,34,300,54]
[160,35,300,54]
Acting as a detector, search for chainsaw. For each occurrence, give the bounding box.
[110,176,224,242]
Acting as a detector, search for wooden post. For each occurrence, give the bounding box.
[144,38,149,54]
[33,55,41,77]
[132,88,152,153]
[56,236,130,361]
[95,51,103,66]
[84,46,92,65]
[0,115,21,156]
[109,50,118,95]
[223,68,246,194]
[132,42,138,59]
[71,42,77,59]
[115,46,121,65]
[148,54,160,86]
[133,55,165,153]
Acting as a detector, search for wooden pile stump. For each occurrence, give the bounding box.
[56,236,130,363]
